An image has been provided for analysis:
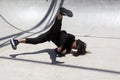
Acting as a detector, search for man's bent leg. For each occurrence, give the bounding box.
[10,32,50,50]
[49,13,63,33]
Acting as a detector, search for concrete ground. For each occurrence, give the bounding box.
[0,0,120,80]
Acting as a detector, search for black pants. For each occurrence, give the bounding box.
[26,17,64,46]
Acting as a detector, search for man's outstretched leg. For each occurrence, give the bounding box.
[10,31,50,50]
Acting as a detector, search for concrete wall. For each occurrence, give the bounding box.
[0,0,120,38]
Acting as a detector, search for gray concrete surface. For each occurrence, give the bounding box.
[0,0,120,80]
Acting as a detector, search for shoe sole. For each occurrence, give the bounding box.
[60,7,73,17]
[65,9,73,17]
[10,39,16,50]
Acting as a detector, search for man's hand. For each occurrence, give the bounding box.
[56,47,63,52]
[56,47,67,56]
[61,49,67,55]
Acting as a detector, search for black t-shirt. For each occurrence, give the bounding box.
[61,33,75,53]
[51,32,75,53]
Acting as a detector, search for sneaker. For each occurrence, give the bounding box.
[60,7,73,17]
[10,39,19,50]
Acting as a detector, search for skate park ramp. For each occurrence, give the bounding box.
[0,0,120,80]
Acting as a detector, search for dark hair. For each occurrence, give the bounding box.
[73,39,87,57]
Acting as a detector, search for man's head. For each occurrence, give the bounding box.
[72,39,87,57]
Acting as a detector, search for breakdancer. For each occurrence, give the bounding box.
[10,7,87,57]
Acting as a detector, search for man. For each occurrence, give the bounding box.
[10,7,87,57]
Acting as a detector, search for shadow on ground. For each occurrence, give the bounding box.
[0,48,120,75]
[9,48,65,64]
